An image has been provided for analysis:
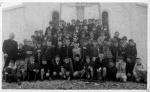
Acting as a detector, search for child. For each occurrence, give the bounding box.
[16,43,27,81]
[62,39,73,59]
[106,58,117,81]
[61,58,73,80]
[116,56,127,82]
[94,53,107,81]
[73,55,84,78]
[40,57,50,80]
[72,42,81,59]
[4,60,20,84]
[133,58,147,83]
[52,55,62,79]
[126,39,137,80]
[82,56,94,80]
[90,40,99,62]
[27,56,40,81]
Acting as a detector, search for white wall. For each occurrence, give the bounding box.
[2,3,147,68]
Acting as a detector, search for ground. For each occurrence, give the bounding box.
[2,80,147,89]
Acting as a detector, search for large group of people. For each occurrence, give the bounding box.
[2,19,147,85]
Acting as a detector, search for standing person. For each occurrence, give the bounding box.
[3,33,18,69]
[113,32,121,43]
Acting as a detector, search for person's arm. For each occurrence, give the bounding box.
[2,40,8,54]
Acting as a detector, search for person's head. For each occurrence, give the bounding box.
[9,33,15,40]
[19,43,23,49]
[118,56,124,62]
[83,25,88,30]
[71,19,76,25]
[64,58,69,64]
[39,30,43,36]
[83,19,87,25]
[55,55,60,62]
[23,39,28,45]
[37,42,41,48]
[92,40,97,47]
[136,58,142,65]
[30,56,35,64]
[92,26,97,31]
[74,54,80,62]
[74,42,79,48]
[114,32,120,38]
[65,39,70,46]
[85,56,91,63]
[47,41,52,46]
[129,39,135,46]
[58,41,63,47]
[98,53,104,59]
[122,36,127,42]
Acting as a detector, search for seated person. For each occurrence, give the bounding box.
[133,58,147,83]
[61,58,73,80]
[73,55,84,78]
[4,60,20,84]
[82,56,94,80]
[116,56,127,82]
[94,53,107,81]
[40,57,50,80]
[27,56,40,81]
[106,58,117,81]
[52,55,62,79]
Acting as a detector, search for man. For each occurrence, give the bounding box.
[3,33,18,69]
[113,32,121,43]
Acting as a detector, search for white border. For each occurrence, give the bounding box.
[0,0,149,92]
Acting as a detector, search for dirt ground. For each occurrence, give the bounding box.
[2,80,147,89]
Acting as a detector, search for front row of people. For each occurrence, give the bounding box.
[3,53,147,84]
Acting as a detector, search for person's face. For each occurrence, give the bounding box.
[74,57,80,62]
[86,57,90,63]
[64,59,69,64]
[19,44,23,49]
[58,41,62,47]
[47,41,52,46]
[98,53,104,59]
[65,40,70,46]
[115,32,119,38]
[55,57,60,62]
[83,26,88,30]
[37,44,41,48]
[9,33,15,40]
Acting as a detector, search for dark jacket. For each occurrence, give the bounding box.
[52,60,62,72]
[73,60,84,71]
[3,39,18,59]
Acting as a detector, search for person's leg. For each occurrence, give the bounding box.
[97,68,102,80]
[73,71,79,78]
[89,67,94,79]
[66,71,71,80]
[122,73,127,82]
[41,69,45,80]
[102,67,107,80]
[52,72,57,79]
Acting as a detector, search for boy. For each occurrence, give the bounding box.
[116,56,127,82]
[16,43,27,81]
[73,55,84,78]
[82,56,94,80]
[27,56,40,81]
[126,39,137,80]
[72,42,81,59]
[52,55,62,79]
[40,57,50,80]
[4,60,20,84]
[61,58,73,80]
[90,40,99,62]
[133,58,147,83]
[94,53,107,81]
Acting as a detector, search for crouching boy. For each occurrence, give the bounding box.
[116,56,127,82]
[4,60,20,84]
[82,56,94,80]
[61,58,73,80]
[52,55,62,79]
[94,53,107,81]
[133,58,147,83]
[40,57,50,80]
[27,56,40,81]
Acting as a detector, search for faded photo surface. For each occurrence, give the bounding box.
[2,2,147,89]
